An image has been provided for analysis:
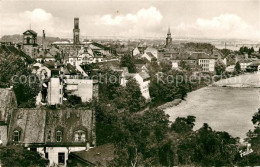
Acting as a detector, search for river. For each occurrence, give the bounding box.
[164,73,260,139]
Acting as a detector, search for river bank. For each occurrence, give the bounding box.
[212,72,260,88]
[164,73,260,139]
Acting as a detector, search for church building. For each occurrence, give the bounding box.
[22,29,38,58]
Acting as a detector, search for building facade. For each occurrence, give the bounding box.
[166,27,172,48]
[22,30,38,58]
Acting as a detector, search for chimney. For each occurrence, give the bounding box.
[42,30,46,50]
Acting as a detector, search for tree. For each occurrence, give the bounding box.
[125,78,146,112]
[67,95,82,105]
[0,50,40,107]
[0,145,48,167]
[171,116,196,133]
[177,123,239,166]
[215,60,226,75]
[246,109,260,154]
[111,109,170,166]
[235,61,241,74]
[120,53,136,73]
[179,60,190,71]
[160,61,172,73]
[149,70,188,106]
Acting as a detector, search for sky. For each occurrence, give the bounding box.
[0,0,260,40]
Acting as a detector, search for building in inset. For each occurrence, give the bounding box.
[0,88,96,167]
[166,27,172,48]
[73,18,80,45]
[22,30,38,58]
[52,18,84,54]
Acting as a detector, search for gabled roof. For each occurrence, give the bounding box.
[64,63,78,75]
[8,108,94,145]
[145,52,156,60]
[138,71,150,80]
[23,30,37,35]
[9,109,46,144]
[71,144,115,166]
[145,47,157,52]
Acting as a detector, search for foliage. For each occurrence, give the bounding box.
[160,61,172,73]
[0,50,40,107]
[171,116,196,133]
[176,123,239,166]
[124,78,146,112]
[179,60,191,71]
[235,61,241,74]
[98,70,121,101]
[0,145,48,167]
[110,109,170,166]
[246,109,260,155]
[67,95,82,105]
[120,53,136,73]
[98,70,145,112]
[239,46,254,55]
[215,60,226,75]
[236,153,260,166]
[220,49,232,57]
[149,70,189,106]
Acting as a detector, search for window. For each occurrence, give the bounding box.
[74,130,86,142]
[47,130,51,141]
[45,153,49,159]
[56,131,62,142]
[14,130,20,142]
[58,152,65,164]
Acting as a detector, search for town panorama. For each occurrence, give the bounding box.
[0,0,260,166]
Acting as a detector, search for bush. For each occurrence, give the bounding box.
[67,95,82,105]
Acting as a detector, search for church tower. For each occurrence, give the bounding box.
[23,29,38,58]
[73,17,80,45]
[166,27,172,48]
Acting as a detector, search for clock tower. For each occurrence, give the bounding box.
[73,17,80,45]
[166,26,172,48]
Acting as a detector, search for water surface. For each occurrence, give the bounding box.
[164,86,260,139]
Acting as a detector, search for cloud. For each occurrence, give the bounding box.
[93,6,163,37]
[0,8,70,37]
[174,14,260,40]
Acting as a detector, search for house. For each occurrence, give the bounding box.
[134,71,150,100]
[226,65,235,72]
[135,64,148,73]
[132,47,141,56]
[141,52,156,62]
[144,47,158,58]
[240,60,253,71]
[67,144,114,167]
[33,62,96,105]
[0,88,96,167]
[8,108,95,167]
[197,52,218,72]
[246,62,260,73]
[36,50,56,62]
[65,79,98,102]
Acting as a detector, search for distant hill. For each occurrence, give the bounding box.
[0,34,68,45]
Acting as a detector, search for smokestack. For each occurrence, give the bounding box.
[43,30,45,39]
[42,30,46,50]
